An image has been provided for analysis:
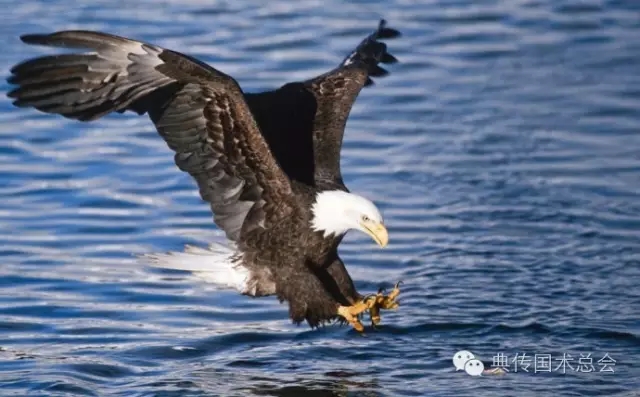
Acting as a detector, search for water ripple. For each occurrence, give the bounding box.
[1,0,640,396]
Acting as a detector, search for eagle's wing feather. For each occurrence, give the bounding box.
[244,19,400,186]
[7,30,295,241]
[303,19,401,184]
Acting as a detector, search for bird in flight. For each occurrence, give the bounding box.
[7,20,402,332]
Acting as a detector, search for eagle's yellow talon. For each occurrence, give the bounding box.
[386,281,402,302]
[337,298,375,332]
[338,282,402,330]
[370,304,382,326]
[367,281,402,326]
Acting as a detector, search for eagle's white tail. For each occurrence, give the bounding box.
[140,242,249,292]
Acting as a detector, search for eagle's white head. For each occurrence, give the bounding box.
[310,190,388,247]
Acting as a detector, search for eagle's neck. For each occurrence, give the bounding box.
[310,190,356,238]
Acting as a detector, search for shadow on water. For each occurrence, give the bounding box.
[198,369,382,397]
[121,365,382,397]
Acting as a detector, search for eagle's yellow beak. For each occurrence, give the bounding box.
[360,220,388,248]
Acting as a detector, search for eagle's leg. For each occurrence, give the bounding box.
[369,281,402,326]
[337,298,376,332]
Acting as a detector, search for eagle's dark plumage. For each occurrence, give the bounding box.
[7,20,401,330]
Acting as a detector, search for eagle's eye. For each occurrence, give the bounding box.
[361,215,370,222]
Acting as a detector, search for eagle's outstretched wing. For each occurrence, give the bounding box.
[245,19,400,186]
[7,30,295,241]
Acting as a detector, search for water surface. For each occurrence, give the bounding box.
[1,0,639,396]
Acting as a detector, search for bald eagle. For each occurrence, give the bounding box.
[6,20,401,331]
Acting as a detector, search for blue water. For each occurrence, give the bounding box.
[1,0,639,396]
